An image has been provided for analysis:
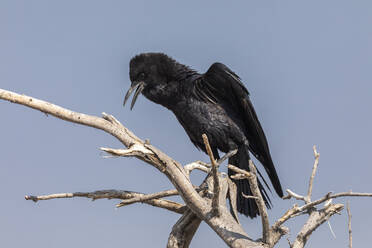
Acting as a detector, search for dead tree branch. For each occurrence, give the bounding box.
[183,149,237,178]
[167,209,201,248]
[184,161,210,177]
[116,188,184,208]
[3,88,372,248]
[202,134,220,217]
[228,162,271,244]
[347,201,352,248]
[291,204,344,248]
[167,176,214,248]
[1,88,265,248]
[248,161,271,245]
[305,146,320,203]
[25,190,186,214]
[276,146,372,248]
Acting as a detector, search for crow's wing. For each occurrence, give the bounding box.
[196,63,283,197]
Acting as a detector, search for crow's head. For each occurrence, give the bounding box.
[124,53,176,110]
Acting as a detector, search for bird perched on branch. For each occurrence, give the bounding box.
[124,53,283,218]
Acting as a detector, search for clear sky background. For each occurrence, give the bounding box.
[1,1,371,247]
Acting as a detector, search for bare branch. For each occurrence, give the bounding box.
[298,191,372,213]
[184,161,210,177]
[202,134,220,217]
[167,209,201,248]
[116,188,182,207]
[227,164,253,178]
[274,190,372,232]
[13,88,368,248]
[270,225,289,248]
[228,163,271,245]
[183,150,237,178]
[217,149,238,165]
[306,145,320,203]
[271,205,299,231]
[230,173,248,180]
[0,89,203,209]
[167,177,212,248]
[283,189,306,201]
[25,193,75,201]
[291,204,344,248]
[248,161,271,245]
[1,89,263,248]
[242,193,259,200]
[102,112,127,130]
[347,201,352,248]
[227,177,240,224]
[182,150,237,179]
[271,146,372,247]
[101,145,154,157]
[272,146,372,247]
[25,190,186,214]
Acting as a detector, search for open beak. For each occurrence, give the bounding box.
[123,81,145,110]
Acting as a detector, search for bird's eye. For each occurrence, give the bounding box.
[139,72,145,80]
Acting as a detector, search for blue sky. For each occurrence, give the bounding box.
[1,1,372,247]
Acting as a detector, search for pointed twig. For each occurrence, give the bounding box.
[306,145,320,203]
[202,134,220,216]
[327,220,336,239]
[347,201,352,248]
[283,189,306,201]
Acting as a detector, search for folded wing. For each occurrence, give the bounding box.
[195,62,283,197]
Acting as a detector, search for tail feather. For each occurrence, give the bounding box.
[259,155,284,197]
[228,145,277,218]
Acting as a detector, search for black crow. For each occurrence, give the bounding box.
[124,53,283,218]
